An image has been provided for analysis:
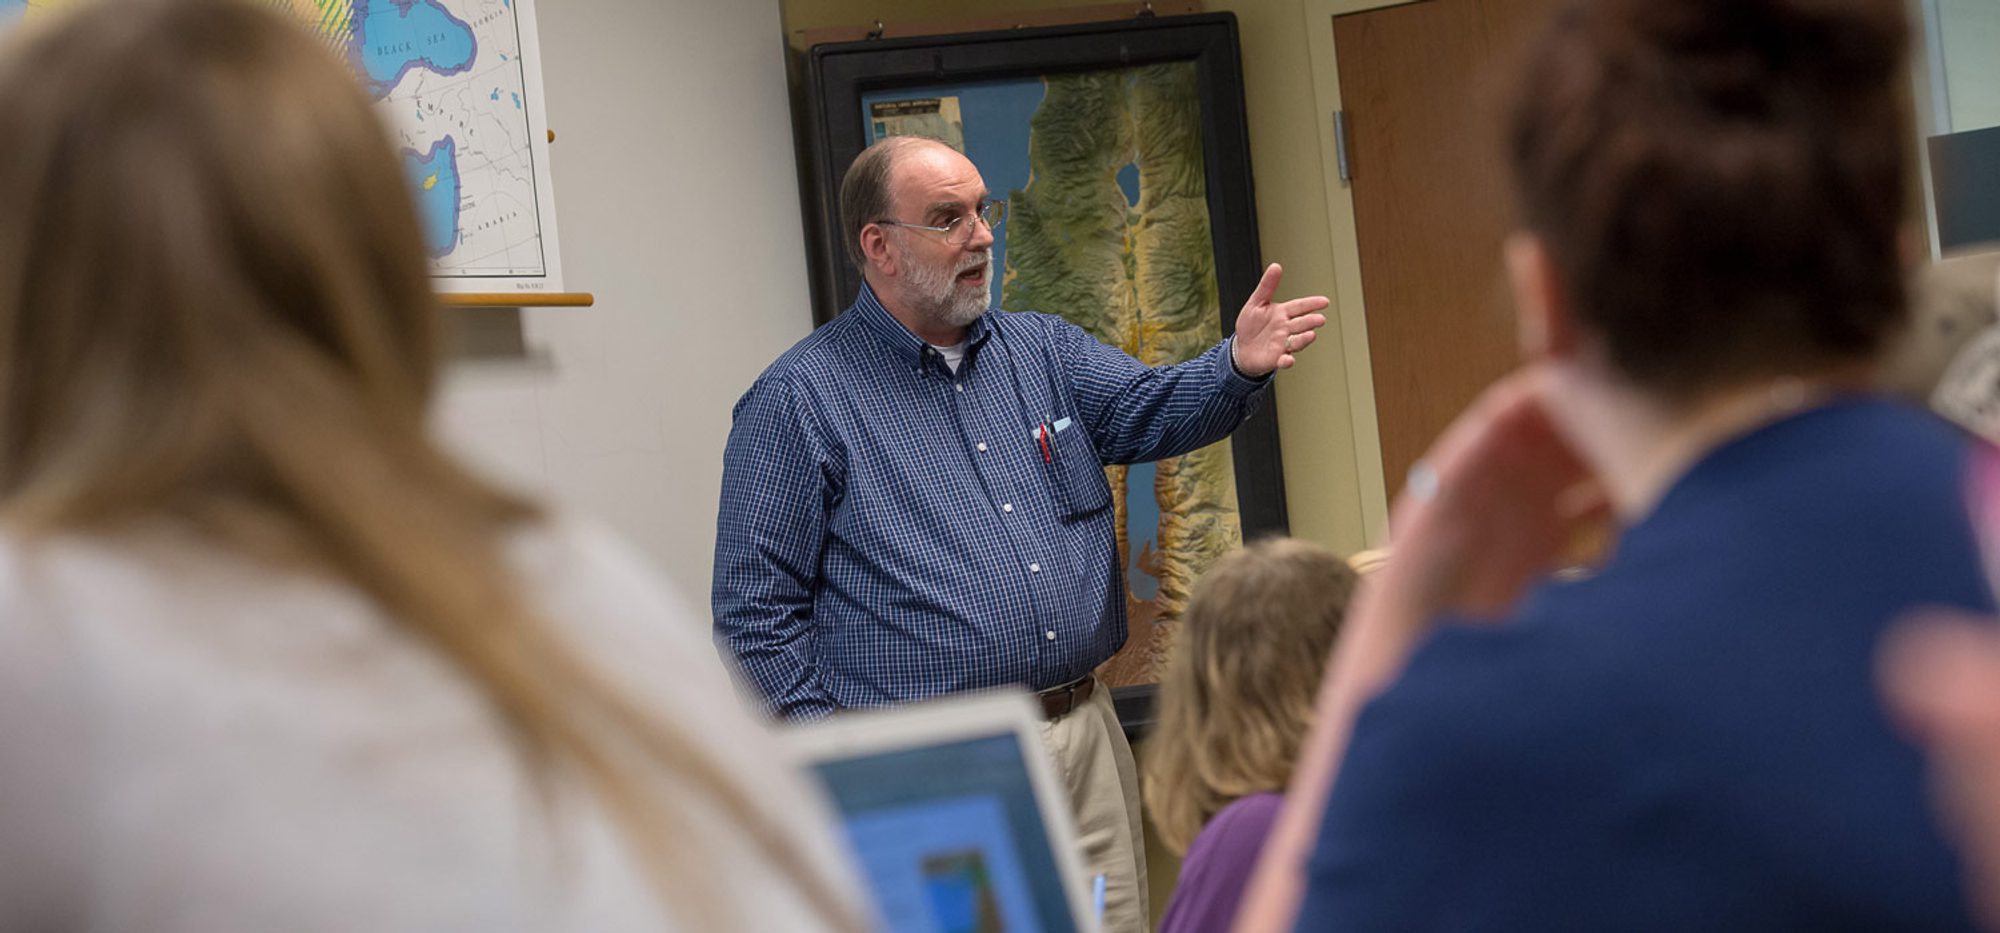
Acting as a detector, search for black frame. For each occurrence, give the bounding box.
[1930,126,2000,252]
[801,12,1288,536]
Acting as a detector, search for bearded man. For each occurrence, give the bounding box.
[712,135,1326,932]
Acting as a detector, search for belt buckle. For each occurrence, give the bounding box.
[1038,675,1089,720]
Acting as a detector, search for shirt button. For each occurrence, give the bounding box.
[1002,503,1014,513]
[1029,563,1041,573]
[1045,630,1057,641]
[956,383,964,393]
[976,442,988,452]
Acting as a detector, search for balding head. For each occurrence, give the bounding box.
[838,135,956,273]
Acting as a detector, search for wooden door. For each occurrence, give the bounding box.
[1334,0,1567,495]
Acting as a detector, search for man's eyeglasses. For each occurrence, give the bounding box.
[874,200,1007,246]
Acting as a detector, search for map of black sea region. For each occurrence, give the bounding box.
[0,0,566,292]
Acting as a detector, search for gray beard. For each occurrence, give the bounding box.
[904,248,993,330]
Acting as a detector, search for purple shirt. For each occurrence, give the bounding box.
[1159,791,1284,933]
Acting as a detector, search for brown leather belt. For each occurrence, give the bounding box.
[1036,674,1096,720]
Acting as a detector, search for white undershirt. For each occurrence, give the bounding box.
[931,340,968,374]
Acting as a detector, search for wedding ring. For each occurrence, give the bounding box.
[1406,460,1440,502]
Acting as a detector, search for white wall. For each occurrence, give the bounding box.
[432,0,813,597]
[1938,0,2000,132]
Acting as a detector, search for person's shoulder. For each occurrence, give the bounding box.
[755,308,868,382]
[507,514,704,644]
[1381,616,1584,706]
[0,524,279,626]
[1317,618,1631,886]
[733,311,879,426]
[0,526,33,607]
[1845,394,1973,441]
[0,526,77,676]
[1195,792,1285,855]
[727,312,852,413]
[1351,614,1624,775]
[1745,398,1986,574]
[504,514,870,930]
[984,308,1086,342]
[1829,396,1975,470]
[0,525,90,921]
[512,511,793,700]
[1743,396,1973,495]
[1160,793,1286,933]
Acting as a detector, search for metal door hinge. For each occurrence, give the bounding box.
[1333,110,1354,184]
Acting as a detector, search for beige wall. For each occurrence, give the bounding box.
[433,0,815,598]
[781,0,1382,554]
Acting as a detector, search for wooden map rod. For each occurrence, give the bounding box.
[439,292,594,308]
[433,130,574,308]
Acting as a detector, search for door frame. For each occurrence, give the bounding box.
[1296,0,1422,547]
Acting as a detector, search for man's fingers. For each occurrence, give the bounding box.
[1282,296,1331,317]
[1249,263,1283,306]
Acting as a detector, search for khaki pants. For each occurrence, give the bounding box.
[1037,682,1148,933]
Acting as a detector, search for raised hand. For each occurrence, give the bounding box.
[1387,368,1607,619]
[1230,263,1331,377]
[1881,612,2000,932]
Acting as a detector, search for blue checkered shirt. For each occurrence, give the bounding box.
[713,283,1271,719]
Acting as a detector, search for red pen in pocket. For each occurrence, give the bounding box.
[1038,423,1052,463]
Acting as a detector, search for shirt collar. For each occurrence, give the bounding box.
[851,279,994,372]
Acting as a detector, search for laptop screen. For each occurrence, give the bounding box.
[809,730,1083,933]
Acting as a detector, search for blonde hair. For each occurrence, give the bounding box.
[1142,537,1357,855]
[0,1,858,928]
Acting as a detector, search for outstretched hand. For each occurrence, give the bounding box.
[1230,263,1330,377]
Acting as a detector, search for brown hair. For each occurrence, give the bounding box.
[1142,538,1358,855]
[0,1,857,928]
[839,134,946,273]
[1508,0,1914,401]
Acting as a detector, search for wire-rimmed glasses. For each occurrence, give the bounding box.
[874,199,1007,245]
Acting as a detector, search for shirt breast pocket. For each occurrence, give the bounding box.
[1043,420,1110,522]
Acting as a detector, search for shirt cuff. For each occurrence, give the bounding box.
[1219,336,1274,396]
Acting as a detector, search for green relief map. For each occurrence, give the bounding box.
[866,62,1242,686]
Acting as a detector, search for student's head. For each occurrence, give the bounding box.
[0,2,856,926]
[1504,0,1914,405]
[0,0,442,525]
[839,135,996,331]
[1143,538,1358,855]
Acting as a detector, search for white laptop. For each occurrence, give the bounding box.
[783,689,1099,933]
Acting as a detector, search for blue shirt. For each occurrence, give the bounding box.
[713,283,1270,719]
[1297,399,1990,931]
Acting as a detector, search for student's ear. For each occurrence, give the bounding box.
[860,224,897,277]
[1506,232,1577,360]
